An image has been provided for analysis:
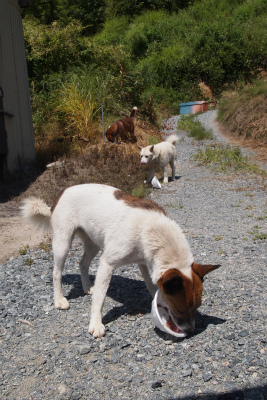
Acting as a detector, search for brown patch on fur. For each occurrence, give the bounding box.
[157,268,202,335]
[114,189,167,215]
[157,264,219,322]
[157,269,202,316]
[51,189,65,213]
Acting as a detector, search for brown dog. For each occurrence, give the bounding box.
[106,107,138,143]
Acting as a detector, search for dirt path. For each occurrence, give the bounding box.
[0,201,48,264]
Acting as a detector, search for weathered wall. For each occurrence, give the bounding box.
[0,0,35,173]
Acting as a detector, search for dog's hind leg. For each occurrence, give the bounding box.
[170,158,176,181]
[52,231,73,310]
[163,165,169,183]
[89,254,114,338]
[77,229,99,295]
[138,264,157,297]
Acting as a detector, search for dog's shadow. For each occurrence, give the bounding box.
[154,311,226,342]
[64,273,152,320]
[63,273,226,338]
[158,175,181,183]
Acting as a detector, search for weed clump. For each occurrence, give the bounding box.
[178,114,213,140]
[193,144,267,175]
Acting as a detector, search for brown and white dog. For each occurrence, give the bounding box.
[105,107,138,143]
[21,184,220,338]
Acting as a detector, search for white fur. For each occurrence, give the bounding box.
[21,184,193,338]
[140,135,178,183]
[21,197,52,231]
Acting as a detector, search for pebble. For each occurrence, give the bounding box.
[0,111,266,399]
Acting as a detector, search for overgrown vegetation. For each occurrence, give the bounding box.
[178,114,213,140]
[9,0,265,204]
[21,0,267,164]
[193,144,267,174]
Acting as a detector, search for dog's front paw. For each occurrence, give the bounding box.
[89,322,105,338]
[88,286,94,295]
[55,296,70,310]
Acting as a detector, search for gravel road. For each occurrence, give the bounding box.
[1,111,267,400]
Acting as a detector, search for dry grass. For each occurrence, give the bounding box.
[218,80,267,160]
[219,95,267,142]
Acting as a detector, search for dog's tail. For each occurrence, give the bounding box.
[167,135,178,145]
[20,197,52,231]
[130,106,138,118]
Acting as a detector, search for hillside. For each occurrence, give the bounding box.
[21,0,267,162]
[218,79,267,159]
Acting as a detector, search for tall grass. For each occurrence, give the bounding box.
[57,82,99,142]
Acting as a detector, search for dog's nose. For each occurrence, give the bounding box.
[183,319,195,335]
[177,318,195,336]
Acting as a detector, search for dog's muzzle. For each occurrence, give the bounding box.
[173,315,195,336]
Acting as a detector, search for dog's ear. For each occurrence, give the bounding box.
[150,145,154,153]
[138,145,142,150]
[158,269,184,295]
[191,262,220,279]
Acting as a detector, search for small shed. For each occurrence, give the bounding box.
[0,0,35,178]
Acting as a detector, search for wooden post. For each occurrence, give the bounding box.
[101,102,105,143]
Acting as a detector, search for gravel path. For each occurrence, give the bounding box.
[1,111,267,400]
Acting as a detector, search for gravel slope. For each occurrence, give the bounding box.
[1,111,267,400]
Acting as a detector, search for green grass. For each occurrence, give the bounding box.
[253,233,267,240]
[215,235,223,241]
[23,258,34,266]
[19,245,29,256]
[131,184,150,199]
[164,203,183,209]
[147,136,161,145]
[193,144,267,174]
[247,225,267,240]
[257,215,267,220]
[178,114,213,140]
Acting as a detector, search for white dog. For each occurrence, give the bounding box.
[140,135,178,183]
[21,184,219,338]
